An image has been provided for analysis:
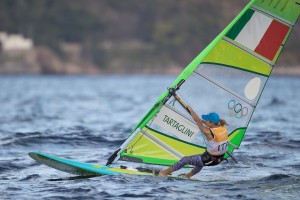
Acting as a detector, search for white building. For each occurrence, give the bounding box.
[0,32,33,51]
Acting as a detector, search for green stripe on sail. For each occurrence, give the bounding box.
[253,0,300,23]
[226,9,255,40]
[224,128,247,159]
[228,128,247,148]
[203,39,272,76]
[120,152,185,167]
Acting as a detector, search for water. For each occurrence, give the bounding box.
[0,75,299,200]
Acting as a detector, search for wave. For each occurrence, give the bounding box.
[0,126,125,148]
[231,174,300,188]
[260,174,292,181]
[247,131,299,150]
[19,174,41,181]
[265,97,286,107]
[263,138,300,150]
[0,162,24,172]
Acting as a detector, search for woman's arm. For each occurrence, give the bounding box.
[187,106,213,141]
[174,94,213,141]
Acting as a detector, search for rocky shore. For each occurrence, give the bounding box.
[0,46,299,76]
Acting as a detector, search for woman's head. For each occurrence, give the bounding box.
[202,112,220,124]
[202,112,228,126]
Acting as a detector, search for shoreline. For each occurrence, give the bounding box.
[271,66,300,76]
[0,66,299,77]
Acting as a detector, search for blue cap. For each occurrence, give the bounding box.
[202,112,220,124]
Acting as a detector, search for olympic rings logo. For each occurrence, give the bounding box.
[228,100,248,119]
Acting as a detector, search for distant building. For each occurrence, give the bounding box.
[0,32,33,52]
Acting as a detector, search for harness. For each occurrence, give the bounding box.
[201,151,227,166]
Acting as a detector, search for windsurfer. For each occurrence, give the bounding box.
[158,96,228,178]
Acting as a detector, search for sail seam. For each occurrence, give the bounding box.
[223,37,275,66]
[141,129,183,159]
[250,5,295,26]
[193,70,256,107]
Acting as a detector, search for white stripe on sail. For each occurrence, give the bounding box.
[152,105,199,142]
[235,12,272,50]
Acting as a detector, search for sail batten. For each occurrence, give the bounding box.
[193,70,257,107]
[107,0,299,167]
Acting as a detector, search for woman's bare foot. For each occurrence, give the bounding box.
[158,167,173,176]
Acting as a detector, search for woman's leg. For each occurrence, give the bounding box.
[160,154,203,176]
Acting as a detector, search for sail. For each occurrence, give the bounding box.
[107,0,300,167]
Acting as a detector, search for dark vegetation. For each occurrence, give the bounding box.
[0,0,299,74]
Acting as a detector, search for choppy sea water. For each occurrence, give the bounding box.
[0,75,299,200]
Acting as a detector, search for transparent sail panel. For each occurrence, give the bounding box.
[195,63,268,106]
[168,72,255,135]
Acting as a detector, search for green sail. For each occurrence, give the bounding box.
[107,0,300,167]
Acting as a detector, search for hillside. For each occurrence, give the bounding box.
[0,0,299,74]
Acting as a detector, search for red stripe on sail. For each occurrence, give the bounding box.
[254,20,290,61]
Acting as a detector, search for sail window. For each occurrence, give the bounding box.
[244,77,261,100]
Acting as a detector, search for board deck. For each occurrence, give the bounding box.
[28,152,230,182]
[28,152,172,177]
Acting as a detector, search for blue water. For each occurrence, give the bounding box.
[0,75,299,200]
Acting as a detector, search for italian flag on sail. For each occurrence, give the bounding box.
[226,9,290,61]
